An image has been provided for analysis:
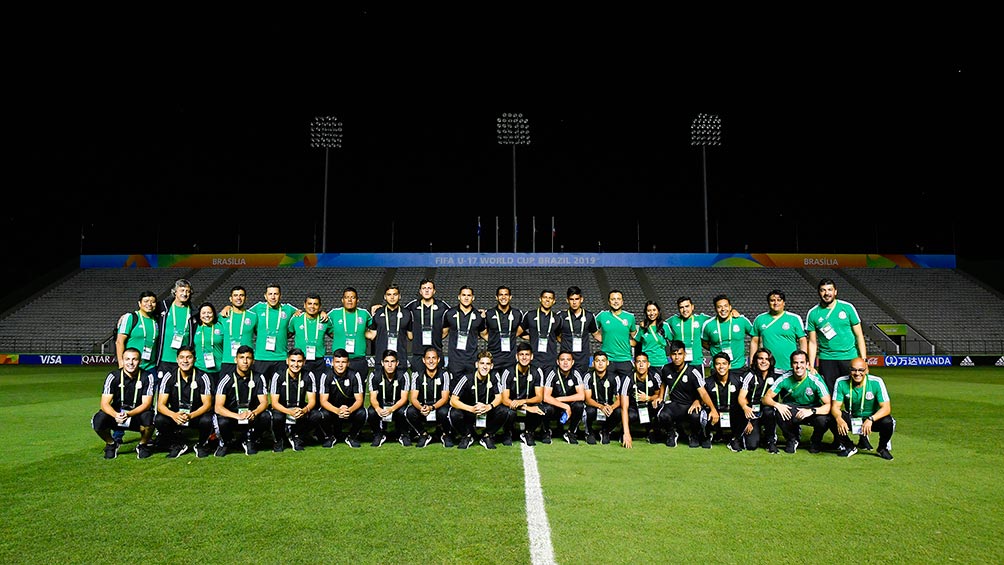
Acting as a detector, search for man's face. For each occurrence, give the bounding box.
[678,300,694,319]
[304,298,321,317]
[768,294,785,314]
[567,294,583,311]
[342,291,358,310]
[382,356,399,374]
[230,289,246,309]
[715,299,732,319]
[177,349,195,372]
[539,292,556,310]
[593,356,609,373]
[670,348,686,366]
[423,350,440,370]
[496,289,511,308]
[818,284,837,305]
[385,288,400,306]
[174,285,192,305]
[558,354,574,372]
[791,355,808,378]
[265,287,281,307]
[850,362,867,385]
[608,293,624,311]
[635,356,650,374]
[122,351,140,373]
[458,288,474,307]
[517,349,533,368]
[477,356,493,376]
[138,295,157,314]
[754,352,772,372]
[331,356,349,373]
[714,357,730,377]
[287,354,304,374]
[236,351,253,374]
[420,282,436,300]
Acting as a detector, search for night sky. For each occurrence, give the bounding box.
[6,13,985,289]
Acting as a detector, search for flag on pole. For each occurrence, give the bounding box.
[477,216,481,237]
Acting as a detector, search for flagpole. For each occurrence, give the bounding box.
[477,216,481,253]
[551,216,555,253]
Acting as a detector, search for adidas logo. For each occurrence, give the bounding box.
[996,356,1004,367]
[960,356,975,367]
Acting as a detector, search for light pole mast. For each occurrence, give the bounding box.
[691,113,722,253]
[310,116,343,253]
[496,113,531,252]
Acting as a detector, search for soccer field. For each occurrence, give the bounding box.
[1,365,1002,564]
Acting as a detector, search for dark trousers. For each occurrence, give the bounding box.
[775,404,831,445]
[403,404,451,438]
[833,411,895,450]
[92,410,154,433]
[154,412,213,445]
[734,405,778,450]
[269,409,323,443]
[657,401,703,440]
[448,405,511,437]
[367,406,410,437]
[318,408,366,439]
[818,359,853,398]
[215,413,269,447]
[585,405,623,434]
[623,404,658,437]
[542,401,585,434]
[503,406,544,436]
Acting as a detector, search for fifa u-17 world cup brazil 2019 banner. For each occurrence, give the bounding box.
[81,253,956,269]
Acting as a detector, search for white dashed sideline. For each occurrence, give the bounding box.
[521,443,557,565]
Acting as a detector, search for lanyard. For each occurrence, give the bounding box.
[850,378,867,416]
[381,373,399,402]
[170,305,190,337]
[454,308,475,333]
[667,366,687,398]
[229,311,246,341]
[177,371,198,405]
[265,306,280,334]
[342,309,360,336]
[200,324,214,352]
[716,317,732,348]
[331,373,348,397]
[119,370,141,406]
[384,307,401,335]
[494,308,513,336]
[422,372,439,403]
[713,379,731,407]
[420,302,435,327]
[304,315,321,344]
[565,310,585,338]
[634,373,650,397]
[284,371,303,407]
[536,308,554,340]
[762,313,783,331]
[135,310,157,341]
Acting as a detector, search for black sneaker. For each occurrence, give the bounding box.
[167,444,189,459]
[520,431,536,447]
[837,446,858,458]
[442,434,455,448]
[584,433,597,445]
[273,440,285,453]
[195,443,212,458]
[292,437,305,452]
[688,435,700,448]
[103,442,119,459]
[214,445,228,457]
[666,431,678,448]
[480,435,497,450]
[371,433,386,448]
[600,430,611,445]
[345,435,361,448]
[540,430,552,445]
[322,436,336,448]
[809,442,823,454]
[457,435,474,449]
[501,432,513,447]
[136,444,153,459]
[243,440,258,455]
[767,442,779,454]
[784,439,799,454]
[398,434,412,447]
[877,448,894,460]
[562,431,578,445]
[858,436,874,451]
[416,434,433,448]
[701,437,712,449]
[727,439,742,453]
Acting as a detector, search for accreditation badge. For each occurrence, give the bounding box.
[381,410,393,423]
[285,414,296,425]
[820,323,837,340]
[422,329,433,345]
[426,411,437,422]
[141,346,153,361]
[345,337,356,354]
[118,410,132,429]
[752,404,761,417]
[230,342,240,357]
[387,336,398,351]
[721,346,733,361]
[685,350,693,362]
[638,406,650,424]
[500,337,511,352]
[456,331,469,351]
[720,412,731,428]
[305,345,316,361]
[572,337,583,352]
[265,335,277,351]
[476,413,487,428]
[203,352,216,369]
[170,333,184,349]
[596,411,606,421]
[537,338,548,353]
[851,417,863,435]
[179,408,191,427]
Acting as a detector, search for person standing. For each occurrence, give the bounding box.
[635,300,671,375]
[218,286,257,380]
[192,302,224,390]
[750,290,806,374]
[367,284,413,371]
[557,286,599,375]
[479,285,524,376]
[667,296,711,370]
[592,290,637,378]
[244,284,297,384]
[761,350,832,454]
[292,293,334,385]
[404,279,450,371]
[115,290,159,378]
[701,294,753,377]
[443,285,487,382]
[830,357,895,460]
[155,278,197,386]
[91,347,155,459]
[520,289,562,374]
[806,278,868,395]
[329,286,373,377]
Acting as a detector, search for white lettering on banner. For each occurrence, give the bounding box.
[82,354,116,365]
[479,256,516,265]
[212,257,247,266]
[41,355,63,365]
[804,258,839,266]
[884,356,952,367]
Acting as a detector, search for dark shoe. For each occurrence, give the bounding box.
[398,434,412,447]
[322,436,336,448]
[784,439,799,454]
[345,435,361,449]
[501,432,513,447]
[457,435,474,450]
[562,431,578,445]
[837,445,858,458]
[700,437,712,449]
[480,435,496,450]
[666,431,678,448]
[243,440,258,455]
[809,441,823,454]
[521,432,536,447]
[540,430,552,445]
[442,434,455,448]
[214,444,228,457]
[195,443,212,458]
[727,439,742,453]
[136,443,153,459]
[877,448,894,460]
[273,441,285,453]
[688,435,700,448]
[600,430,611,445]
[584,433,597,445]
[167,444,189,459]
[292,437,305,452]
[416,434,433,448]
[371,433,386,448]
[858,436,874,450]
[767,442,779,454]
[103,442,119,459]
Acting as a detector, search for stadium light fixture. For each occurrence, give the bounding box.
[310,116,344,253]
[497,113,531,253]
[691,113,721,253]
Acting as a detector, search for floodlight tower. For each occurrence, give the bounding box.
[690,113,722,253]
[310,116,344,253]
[496,113,531,253]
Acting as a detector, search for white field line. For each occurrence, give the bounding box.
[521,442,557,565]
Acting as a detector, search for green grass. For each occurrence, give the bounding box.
[1,366,1003,563]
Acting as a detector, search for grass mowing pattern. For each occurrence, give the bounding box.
[1,366,1002,563]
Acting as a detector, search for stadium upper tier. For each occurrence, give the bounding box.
[1,267,1002,356]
